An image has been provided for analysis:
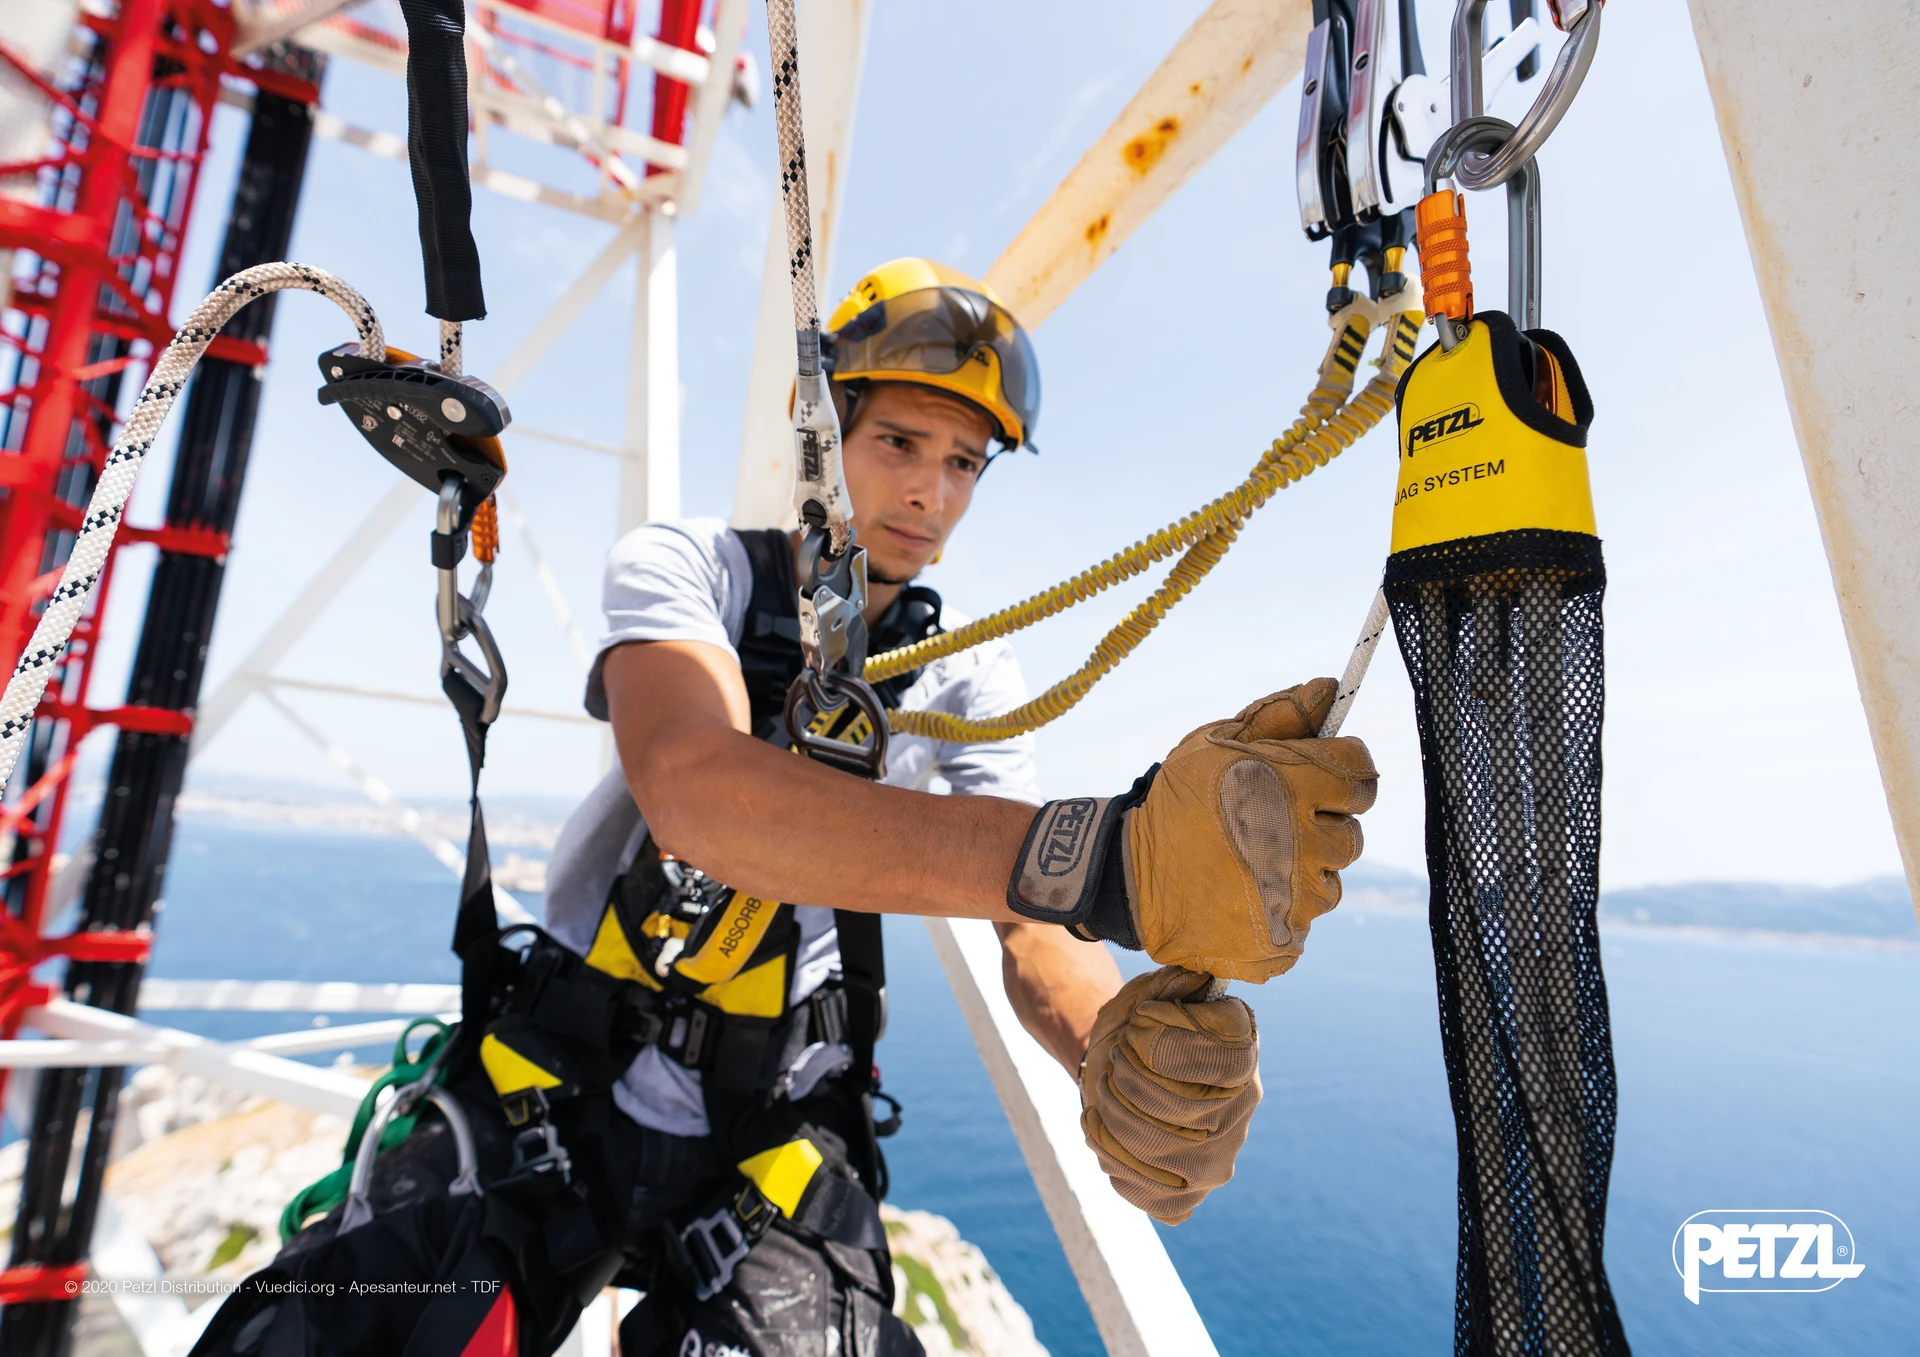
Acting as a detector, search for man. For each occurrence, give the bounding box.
[186,259,1375,1357]
[538,258,1381,1355]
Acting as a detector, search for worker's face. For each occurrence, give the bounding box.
[841,383,991,583]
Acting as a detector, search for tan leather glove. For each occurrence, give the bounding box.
[1007,678,1378,982]
[1080,965,1260,1225]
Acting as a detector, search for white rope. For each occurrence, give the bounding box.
[439,318,463,376]
[1319,586,1390,738]
[763,0,819,335]
[763,0,856,554]
[0,263,385,790]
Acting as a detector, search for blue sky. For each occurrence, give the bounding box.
[92,0,1900,890]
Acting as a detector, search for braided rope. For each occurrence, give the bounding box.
[882,313,1419,744]
[439,318,464,377]
[763,0,819,333]
[0,263,384,789]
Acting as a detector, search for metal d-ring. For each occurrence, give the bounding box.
[784,667,889,781]
[339,1084,481,1234]
[1448,0,1601,191]
[1425,115,1541,337]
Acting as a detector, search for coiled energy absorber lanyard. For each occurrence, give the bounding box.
[763,0,889,782]
[1389,97,1629,1356]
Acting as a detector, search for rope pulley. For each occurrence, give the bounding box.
[314,342,510,501]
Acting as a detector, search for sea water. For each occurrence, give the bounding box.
[103,818,1920,1355]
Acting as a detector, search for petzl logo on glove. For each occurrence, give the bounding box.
[1010,795,1119,923]
[1403,402,1483,457]
[1673,1210,1864,1304]
[1037,798,1097,875]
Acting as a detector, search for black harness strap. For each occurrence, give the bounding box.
[443,662,500,1079]
[730,529,942,1100]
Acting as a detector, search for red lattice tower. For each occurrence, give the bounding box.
[0,2,316,1298]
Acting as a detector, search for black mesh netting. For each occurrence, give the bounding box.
[1385,528,1630,1357]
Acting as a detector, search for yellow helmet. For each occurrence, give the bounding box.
[824,257,1040,451]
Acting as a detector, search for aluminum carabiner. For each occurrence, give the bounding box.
[1448,0,1602,192]
[1421,115,1541,350]
[436,476,509,726]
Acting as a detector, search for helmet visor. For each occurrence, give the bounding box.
[828,286,1040,446]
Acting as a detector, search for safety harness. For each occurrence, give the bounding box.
[413,527,933,1308]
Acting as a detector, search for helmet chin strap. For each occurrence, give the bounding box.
[866,566,917,588]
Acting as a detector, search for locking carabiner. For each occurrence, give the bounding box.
[1448,0,1602,191]
[1418,114,1541,350]
[434,475,509,726]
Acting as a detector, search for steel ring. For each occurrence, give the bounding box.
[1425,116,1521,197]
[1453,2,1602,190]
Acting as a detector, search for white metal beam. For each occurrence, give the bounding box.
[263,674,595,724]
[497,487,596,672]
[231,0,363,58]
[620,211,681,535]
[308,111,662,222]
[675,0,749,216]
[728,0,874,529]
[24,1000,372,1119]
[984,0,1312,328]
[138,980,462,1012]
[1687,0,1920,917]
[189,477,418,757]
[260,688,536,925]
[925,918,1218,1357]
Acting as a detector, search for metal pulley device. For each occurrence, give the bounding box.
[315,344,512,722]
[316,343,511,501]
[1296,0,1542,315]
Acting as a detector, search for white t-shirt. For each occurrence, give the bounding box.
[542,517,1039,1135]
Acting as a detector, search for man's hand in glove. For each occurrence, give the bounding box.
[1080,965,1260,1224]
[1006,677,1378,983]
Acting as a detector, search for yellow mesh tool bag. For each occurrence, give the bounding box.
[1384,311,1629,1355]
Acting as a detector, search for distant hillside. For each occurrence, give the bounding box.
[1343,864,1918,939]
[1601,877,1917,938]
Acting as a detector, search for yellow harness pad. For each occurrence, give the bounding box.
[738,1138,824,1218]
[583,898,790,1017]
[480,1029,565,1096]
[1391,317,1595,553]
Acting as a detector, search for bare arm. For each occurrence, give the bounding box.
[604,639,1036,921]
[997,922,1124,1075]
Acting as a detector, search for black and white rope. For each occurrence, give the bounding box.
[763,0,855,553]
[0,262,385,789]
[764,0,819,340]
[1319,586,1390,738]
[439,318,463,377]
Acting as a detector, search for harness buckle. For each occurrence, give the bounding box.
[809,986,848,1045]
[508,1120,573,1185]
[672,1183,772,1301]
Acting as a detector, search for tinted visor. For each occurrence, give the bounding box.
[827,286,1040,446]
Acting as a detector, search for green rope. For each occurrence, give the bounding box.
[278,1016,453,1241]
